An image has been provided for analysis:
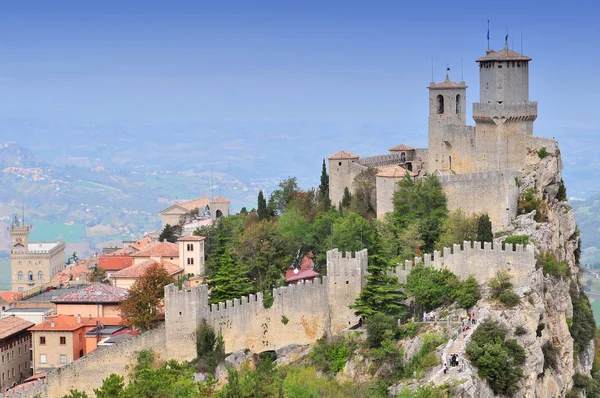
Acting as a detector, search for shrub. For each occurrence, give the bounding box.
[514,326,527,336]
[518,188,547,222]
[281,315,289,325]
[403,333,447,378]
[195,320,226,373]
[405,265,459,311]
[542,341,558,370]
[454,275,481,309]
[499,291,521,307]
[569,281,596,355]
[466,320,526,396]
[538,147,548,159]
[488,269,513,298]
[537,251,570,278]
[310,336,354,375]
[502,235,529,249]
[557,179,567,201]
[366,313,399,349]
[262,292,274,308]
[398,320,420,338]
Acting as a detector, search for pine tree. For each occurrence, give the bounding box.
[257,191,268,221]
[318,159,331,210]
[350,231,405,318]
[341,187,352,208]
[208,246,254,304]
[159,224,179,243]
[476,214,493,243]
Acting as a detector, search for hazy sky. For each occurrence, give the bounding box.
[0,1,598,142]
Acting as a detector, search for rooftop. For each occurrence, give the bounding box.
[131,241,179,258]
[52,283,128,304]
[129,236,153,252]
[389,144,414,152]
[29,314,122,332]
[376,165,417,178]
[328,150,359,160]
[428,76,467,89]
[3,307,54,314]
[22,286,82,303]
[211,197,230,203]
[51,263,91,284]
[0,291,23,303]
[285,268,320,283]
[179,195,211,211]
[0,316,35,340]
[476,48,532,62]
[27,242,60,252]
[178,235,206,242]
[111,259,183,279]
[98,254,133,271]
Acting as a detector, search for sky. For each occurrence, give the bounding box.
[0,1,599,174]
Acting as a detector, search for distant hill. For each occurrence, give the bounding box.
[0,142,40,168]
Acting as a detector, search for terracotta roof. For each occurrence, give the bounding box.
[98,255,133,271]
[428,77,467,89]
[178,235,206,242]
[210,197,230,203]
[110,246,134,255]
[0,316,34,339]
[476,48,531,62]
[389,144,414,152]
[111,259,183,279]
[129,237,153,252]
[180,196,211,211]
[285,269,320,283]
[29,314,122,332]
[376,165,417,178]
[328,150,359,160]
[24,372,46,382]
[0,291,23,303]
[52,283,128,304]
[51,263,91,284]
[131,241,179,258]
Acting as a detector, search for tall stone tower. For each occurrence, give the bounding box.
[328,150,360,208]
[473,45,537,171]
[427,74,471,172]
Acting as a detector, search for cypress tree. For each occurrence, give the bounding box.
[476,214,493,243]
[257,190,268,220]
[341,187,352,208]
[319,159,329,193]
[208,246,253,304]
[350,231,405,318]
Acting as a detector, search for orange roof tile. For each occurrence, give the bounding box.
[376,165,417,178]
[210,197,230,203]
[130,236,153,252]
[111,259,183,279]
[328,150,359,160]
[476,48,531,62]
[389,144,414,152]
[52,283,128,304]
[178,236,206,242]
[0,291,23,303]
[98,255,133,271]
[0,316,34,339]
[131,241,179,258]
[51,263,91,284]
[29,314,123,332]
[428,77,467,89]
[180,196,211,211]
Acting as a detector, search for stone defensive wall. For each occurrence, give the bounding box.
[390,241,535,287]
[473,101,538,123]
[358,153,403,168]
[19,324,167,397]
[439,170,521,231]
[165,249,368,361]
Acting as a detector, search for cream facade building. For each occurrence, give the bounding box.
[10,225,66,293]
[0,316,33,392]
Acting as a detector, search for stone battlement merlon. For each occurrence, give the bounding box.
[358,153,404,168]
[473,101,538,123]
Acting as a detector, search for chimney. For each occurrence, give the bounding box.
[77,314,82,324]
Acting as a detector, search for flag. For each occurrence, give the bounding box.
[487,20,490,40]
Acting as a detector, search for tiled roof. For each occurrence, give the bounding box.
[110,247,135,255]
[131,241,179,258]
[376,165,417,178]
[0,316,34,340]
[51,263,91,284]
[285,269,320,283]
[129,237,153,252]
[328,150,359,160]
[178,235,206,242]
[52,283,128,304]
[428,77,467,89]
[111,259,183,279]
[389,144,414,151]
[98,255,133,271]
[180,196,211,211]
[476,48,531,62]
[29,314,123,332]
[210,197,230,203]
[0,291,23,303]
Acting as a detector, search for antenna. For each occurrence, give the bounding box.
[505,30,509,50]
[445,64,450,80]
[431,57,434,82]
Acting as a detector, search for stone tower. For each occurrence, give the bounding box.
[427,74,470,173]
[328,150,360,208]
[473,46,537,171]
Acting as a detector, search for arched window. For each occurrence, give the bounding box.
[38,271,43,281]
[28,271,33,281]
[456,94,461,114]
[437,95,444,114]
[216,209,223,218]
[18,271,23,281]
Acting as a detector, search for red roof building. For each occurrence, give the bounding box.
[98,254,133,272]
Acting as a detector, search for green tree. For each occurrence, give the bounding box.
[219,367,242,398]
[61,390,89,398]
[93,374,125,398]
[436,210,478,250]
[318,159,332,211]
[404,265,459,312]
[557,179,567,201]
[208,246,254,304]
[308,210,341,268]
[119,263,174,330]
[277,207,310,254]
[454,276,481,309]
[269,177,300,215]
[257,190,269,221]
[366,313,399,348]
[332,212,374,253]
[341,187,352,209]
[196,319,226,373]
[88,266,108,283]
[159,223,180,243]
[350,231,405,318]
[197,214,246,274]
[476,214,493,243]
[351,167,378,219]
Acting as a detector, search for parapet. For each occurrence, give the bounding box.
[473,101,538,123]
[437,170,521,185]
[358,153,403,168]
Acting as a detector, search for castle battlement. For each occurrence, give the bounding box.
[358,153,404,168]
[473,101,538,123]
[436,170,521,184]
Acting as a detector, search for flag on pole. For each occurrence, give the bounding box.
[487,20,490,40]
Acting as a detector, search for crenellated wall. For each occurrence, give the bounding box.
[390,241,535,286]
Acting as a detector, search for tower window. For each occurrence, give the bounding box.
[28,272,33,281]
[437,95,444,114]
[17,272,23,281]
[38,271,43,281]
[456,94,461,114]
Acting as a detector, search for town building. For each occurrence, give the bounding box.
[9,224,66,293]
[111,259,183,290]
[0,316,34,391]
[158,195,231,230]
[51,283,128,319]
[177,236,205,276]
[1,308,54,325]
[131,241,179,265]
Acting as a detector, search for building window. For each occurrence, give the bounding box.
[437,95,444,114]
[40,354,47,364]
[39,336,46,345]
[187,258,194,265]
[456,94,461,114]
[187,244,193,251]
[60,355,67,364]
[38,271,43,280]
[28,271,33,281]
[59,337,66,345]
[17,272,23,281]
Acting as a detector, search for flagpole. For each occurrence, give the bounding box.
[487,20,490,50]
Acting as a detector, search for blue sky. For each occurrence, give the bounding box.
[0,1,599,171]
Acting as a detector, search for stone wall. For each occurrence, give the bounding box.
[439,170,520,231]
[391,241,535,287]
[376,175,401,220]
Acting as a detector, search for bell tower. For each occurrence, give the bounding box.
[10,225,29,253]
